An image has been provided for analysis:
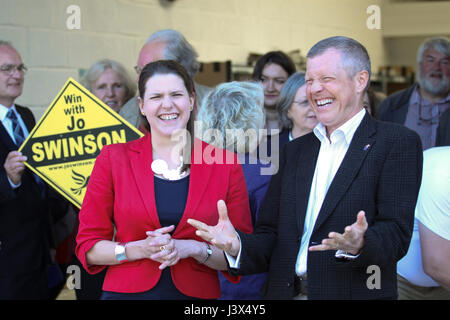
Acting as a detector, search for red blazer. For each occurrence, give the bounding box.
[76,134,253,299]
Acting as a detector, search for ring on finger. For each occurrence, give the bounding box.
[160,245,166,252]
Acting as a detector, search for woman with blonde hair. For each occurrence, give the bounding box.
[198,81,271,299]
[82,59,136,113]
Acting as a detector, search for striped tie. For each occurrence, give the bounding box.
[6,109,25,147]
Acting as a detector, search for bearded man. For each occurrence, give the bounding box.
[378,37,450,149]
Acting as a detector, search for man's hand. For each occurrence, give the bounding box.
[188,199,241,257]
[309,210,368,255]
[4,151,27,185]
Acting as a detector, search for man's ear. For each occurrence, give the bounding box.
[354,70,370,94]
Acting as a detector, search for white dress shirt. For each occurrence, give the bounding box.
[226,108,367,274]
[295,108,366,276]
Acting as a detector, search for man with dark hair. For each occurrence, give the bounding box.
[378,37,450,149]
[0,41,66,299]
[189,36,423,300]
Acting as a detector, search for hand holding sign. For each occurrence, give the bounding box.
[4,151,27,185]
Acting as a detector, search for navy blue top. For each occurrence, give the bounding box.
[154,175,189,229]
[101,175,195,300]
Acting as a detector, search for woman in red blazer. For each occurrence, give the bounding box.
[76,60,253,299]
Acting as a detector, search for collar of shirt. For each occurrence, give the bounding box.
[313,108,366,146]
[0,103,17,121]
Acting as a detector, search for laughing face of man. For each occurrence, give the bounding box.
[305,48,368,137]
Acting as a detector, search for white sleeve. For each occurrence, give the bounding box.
[224,232,242,269]
[415,168,450,241]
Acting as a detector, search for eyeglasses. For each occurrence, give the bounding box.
[0,64,28,76]
[134,65,142,75]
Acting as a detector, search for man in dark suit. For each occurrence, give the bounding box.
[377,37,449,150]
[189,36,423,300]
[0,41,66,299]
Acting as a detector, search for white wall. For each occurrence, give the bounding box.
[1,0,386,119]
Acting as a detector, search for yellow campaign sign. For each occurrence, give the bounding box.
[18,77,144,209]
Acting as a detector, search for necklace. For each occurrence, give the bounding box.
[151,156,188,180]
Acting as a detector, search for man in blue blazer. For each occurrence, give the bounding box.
[0,41,67,299]
[189,36,423,300]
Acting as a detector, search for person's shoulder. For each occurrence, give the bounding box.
[15,104,33,115]
[375,117,421,146]
[287,131,317,151]
[378,85,416,114]
[118,97,138,116]
[195,138,239,167]
[382,85,415,103]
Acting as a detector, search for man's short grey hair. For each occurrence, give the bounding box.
[307,36,372,89]
[82,59,137,103]
[417,36,450,64]
[276,72,306,130]
[146,29,200,78]
[198,81,265,154]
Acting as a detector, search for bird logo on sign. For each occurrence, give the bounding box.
[70,170,90,196]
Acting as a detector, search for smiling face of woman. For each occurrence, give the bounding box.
[138,73,194,140]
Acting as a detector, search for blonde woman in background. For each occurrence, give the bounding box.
[197,81,272,299]
[82,59,136,113]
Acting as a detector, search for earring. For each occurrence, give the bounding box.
[141,112,145,116]
[189,105,193,111]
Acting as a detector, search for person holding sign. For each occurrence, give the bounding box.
[0,41,67,299]
[76,60,253,299]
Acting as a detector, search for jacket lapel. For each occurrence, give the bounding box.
[392,85,416,124]
[15,105,35,132]
[174,139,213,235]
[313,114,377,233]
[0,122,16,150]
[296,134,320,234]
[128,134,161,228]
